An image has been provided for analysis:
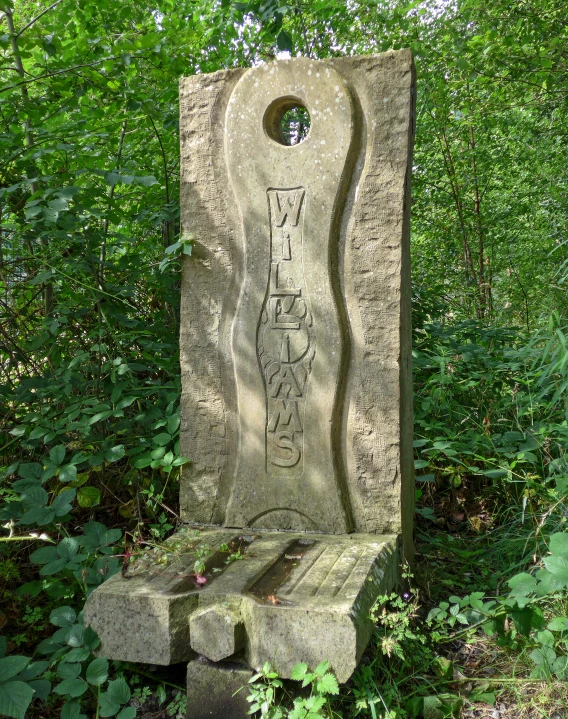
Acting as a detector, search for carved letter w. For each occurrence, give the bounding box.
[271,189,305,227]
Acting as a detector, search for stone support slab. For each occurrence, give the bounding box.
[187,657,253,719]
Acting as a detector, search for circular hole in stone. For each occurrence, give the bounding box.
[264,98,311,146]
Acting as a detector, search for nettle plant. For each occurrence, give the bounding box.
[247,661,339,719]
[428,532,568,679]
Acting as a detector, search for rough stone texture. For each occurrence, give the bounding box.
[190,605,245,662]
[84,528,241,665]
[86,527,397,682]
[186,657,252,719]
[179,52,416,560]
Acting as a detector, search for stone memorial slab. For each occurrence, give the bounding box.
[85,50,416,719]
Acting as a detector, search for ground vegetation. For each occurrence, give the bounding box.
[0,0,567,717]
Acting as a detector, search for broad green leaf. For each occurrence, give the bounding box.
[507,572,537,596]
[54,678,89,698]
[50,445,66,466]
[116,708,136,719]
[57,662,81,679]
[86,657,109,686]
[0,656,31,682]
[98,693,121,717]
[549,533,568,556]
[61,701,87,719]
[107,678,130,705]
[59,465,78,483]
[50,606,77,627]
[17,660,49,680]
[77,487,101,508]
[0,680,35,719]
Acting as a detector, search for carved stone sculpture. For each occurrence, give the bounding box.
[85,51,416,719]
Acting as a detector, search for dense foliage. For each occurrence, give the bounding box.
[0,0,567,717]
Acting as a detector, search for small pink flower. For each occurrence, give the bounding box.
[195,574,208,586]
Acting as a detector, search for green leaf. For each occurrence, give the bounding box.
[529,645,556,668]
[77,487,101,508]
[107,678,130,705]
[66,625,85,647]
[17,660,49,680]
[152,433,172,446]
[58,538,79,561]
[98,693,121,717]
[19,507,55,525]
[104,445,125,463]
[549,533,568,556]
[507,572,537,596]
[86,657,109,686]
[18,463,43,480]
[316,672,339,695]
[50,445,66,466]
[290,662,308,681]
[544,554,568,582]
[61,701,87,719]
[547,617,568,632]
[54,678,89,698]
[58,663,81,680]
[50,606,77,627]
[27,679,51,702]
[82,626,100,652]
[135,175,158,187]
[59,465,78,483]
[116,708,136,719]
[0,680,35,719]
[40,558,67,575]
[0,656,31,682]
[52,489,76,515]
[276,29,293,52]
[65,648,91,663]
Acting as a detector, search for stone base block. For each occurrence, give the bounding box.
[187,657,253,719]
[85,527,398,682]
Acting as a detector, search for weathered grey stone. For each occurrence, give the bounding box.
[179,51,416,562]
[186,656,252,719]
[87,527,397,682]
[190,604,245,662]
[84,528,250,664]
